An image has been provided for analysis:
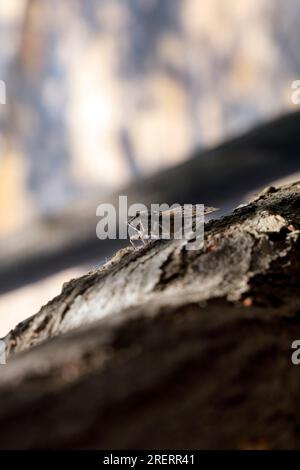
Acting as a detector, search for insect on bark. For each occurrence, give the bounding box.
[127,205,218,248]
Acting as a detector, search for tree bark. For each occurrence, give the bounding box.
[1,109,300,295]
[0,181,300,449]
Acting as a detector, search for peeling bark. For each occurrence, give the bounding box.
[0,181,300,449]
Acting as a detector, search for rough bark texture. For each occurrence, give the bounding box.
[0,181,300,449]
[1,109,300,295]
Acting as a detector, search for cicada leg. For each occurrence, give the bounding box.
[138,221,150,246]
[130,237,138,249]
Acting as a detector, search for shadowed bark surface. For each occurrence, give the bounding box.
[0,181,300,449]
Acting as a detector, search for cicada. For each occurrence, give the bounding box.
[127,205,218,248]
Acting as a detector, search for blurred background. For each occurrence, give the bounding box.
[0,0,300,336]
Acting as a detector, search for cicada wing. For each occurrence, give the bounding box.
[204,206,219,215]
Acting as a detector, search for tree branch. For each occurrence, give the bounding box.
[1,181,299,449]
